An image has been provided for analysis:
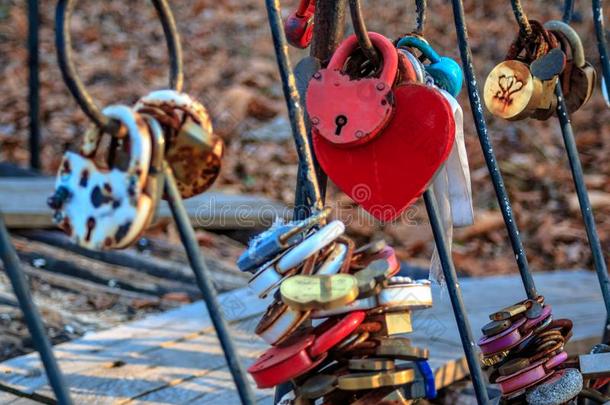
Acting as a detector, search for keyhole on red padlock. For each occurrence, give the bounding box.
[335,115,348,135]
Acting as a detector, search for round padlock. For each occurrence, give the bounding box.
[247,334,327,388]
[495,351,568,395]
[135,90,223,199]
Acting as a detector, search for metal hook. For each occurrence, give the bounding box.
[55,0,183,134]
[348,0,380,68]
[510,0,533,38]
[415,0,426,35]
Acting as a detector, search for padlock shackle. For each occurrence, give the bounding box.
[295,0,315,17]
[327,32,398,88]
[544,20,585,68]
[397,36,441,64]
[101,105,151,186]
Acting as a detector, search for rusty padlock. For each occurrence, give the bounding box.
[544,20,597,113]
[135,90,224,199]
[306,32,398,146]
[284,0,316,49]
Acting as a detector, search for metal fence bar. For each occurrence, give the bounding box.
[555,85,610,342]
[593,0,610,98]
[0,213,73,404]
[450,0,538,300]
[562,0,575,22]
[27,0,40,170]
[163,165,256,405]
[264,0,323,221]
[307,0,347,201]
[554,5,610,343]
[424,190,490,405]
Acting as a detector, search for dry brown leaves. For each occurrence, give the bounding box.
[1,0,610,276]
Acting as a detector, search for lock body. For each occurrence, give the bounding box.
[306,32,398,146]
[135,90,224,199]
[484,60,552,121]
[49,106,153,250]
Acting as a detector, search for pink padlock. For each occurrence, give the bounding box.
[478,305,552,355]
[495,351,568,395]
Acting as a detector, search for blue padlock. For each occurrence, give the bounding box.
[237,207,331,272]
[416,360,437,399]
[397,36,463,98]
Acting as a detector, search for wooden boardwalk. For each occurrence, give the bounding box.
[0,270,605,404]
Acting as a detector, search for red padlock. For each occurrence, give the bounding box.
[248,311,365,388]
[284,0,316,49]
[306,32,399,146]
[313,82,455,221]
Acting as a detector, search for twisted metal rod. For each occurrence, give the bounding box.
[451,0,538,299]
[415,0,426,34]
[164,165,256,404]
[562,0,574,23]
[511,0,533,37]
[28,0,40,170]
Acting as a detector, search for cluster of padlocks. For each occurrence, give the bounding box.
[46,90,224,250]
[31,0,610,404]
[478,298,581,403]
[238,209,437,403]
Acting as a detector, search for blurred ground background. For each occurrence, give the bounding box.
[0,0,609,358]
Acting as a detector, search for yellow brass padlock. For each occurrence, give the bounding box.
[484,21,562,121]
[280,274,359,311]
[337,366,416,391]
[484,60,546,120]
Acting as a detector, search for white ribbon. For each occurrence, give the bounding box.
[430,89,474,284]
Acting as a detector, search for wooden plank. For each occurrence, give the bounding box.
[12,237,202,298]
[0,178,287,230]
[0,270,605,403]
[19,230,249,292]
[0,287,272,397]
[0,390,43,404]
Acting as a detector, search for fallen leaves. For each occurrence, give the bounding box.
[1,0,609,278]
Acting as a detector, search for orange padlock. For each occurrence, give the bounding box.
[306,32,399,146]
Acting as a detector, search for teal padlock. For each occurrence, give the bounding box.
[397,36,463,97]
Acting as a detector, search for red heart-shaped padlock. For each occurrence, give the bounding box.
[306,32,398,146]
[313,83,455,221]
